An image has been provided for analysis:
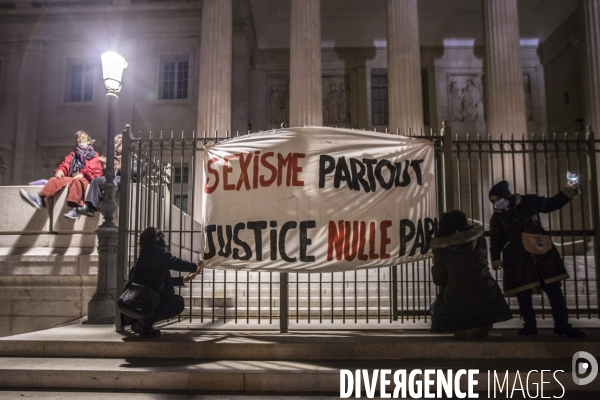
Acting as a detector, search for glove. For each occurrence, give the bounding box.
[492,260,503,270]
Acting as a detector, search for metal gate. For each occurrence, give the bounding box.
[116,124,600,329]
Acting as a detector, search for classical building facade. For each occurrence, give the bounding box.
[1,0,600,338]
[0,0,597,186]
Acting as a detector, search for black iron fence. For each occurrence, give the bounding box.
[116,124,600,329]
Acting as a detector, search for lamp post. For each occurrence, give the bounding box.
[87,51,127,324]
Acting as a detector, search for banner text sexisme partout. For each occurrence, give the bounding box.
[204,152,424,193]
[202,152,434,263]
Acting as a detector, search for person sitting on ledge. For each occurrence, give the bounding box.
[78,133,141,217]
[125,227,203,338]
[20,131,103,219]
[430,210,513,339]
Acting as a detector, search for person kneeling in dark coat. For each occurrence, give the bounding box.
[430,210,512,339]
[128,226,203,338]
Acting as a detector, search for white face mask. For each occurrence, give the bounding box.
[494,198,510,210]
[77,142,88,149]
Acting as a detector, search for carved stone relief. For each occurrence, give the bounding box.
[448,73,484,123]
[266,74,352,128]
[267,76,290,127]
[447,73,534,123]
[322,76,350,125]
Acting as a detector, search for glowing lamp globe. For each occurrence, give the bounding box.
[101,51,128,95]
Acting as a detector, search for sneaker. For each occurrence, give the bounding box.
[518,325,538,336]
[64,208,78,220]
[76,206,95,218]
[554,324,586,339]
[20,189,42,209]
[131,321,161,338]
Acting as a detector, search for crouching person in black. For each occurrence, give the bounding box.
[128,226,203,338]
[430,210,512,339]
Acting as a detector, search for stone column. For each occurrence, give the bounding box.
[386,0,423,134]
[14,41,44,185]
[232,23,252,135]
[580,0,600,306]
[482,0,527,136]
[289,0,322,127]
[581,0,600,131]
[194,0,232,218]
[197,0,232,135]
[482,0,528,192]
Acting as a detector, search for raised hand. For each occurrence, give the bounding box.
[183,271,198,283]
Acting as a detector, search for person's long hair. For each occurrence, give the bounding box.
[435,210,472,237]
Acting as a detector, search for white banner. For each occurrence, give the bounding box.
[197,127,436,272]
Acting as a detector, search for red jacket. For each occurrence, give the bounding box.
[55,152,103,181]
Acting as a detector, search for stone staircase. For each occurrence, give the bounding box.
[0,324,599,395]
[0,186,100,338]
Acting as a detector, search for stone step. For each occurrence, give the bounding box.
[1,325,599,361]
[0,356,597,393]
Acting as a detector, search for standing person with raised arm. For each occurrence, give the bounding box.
[488,179,585,338]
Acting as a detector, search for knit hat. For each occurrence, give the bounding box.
[489,180,512,201]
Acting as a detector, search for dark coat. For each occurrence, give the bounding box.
[131,239,197,297]
[489,187,578,297]
[430,227,512,332]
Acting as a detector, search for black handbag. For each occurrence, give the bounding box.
[117,272,160,321]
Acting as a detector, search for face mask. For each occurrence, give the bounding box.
[77,142,88,149]
[494,198,510,210]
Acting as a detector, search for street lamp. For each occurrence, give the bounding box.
[87,51,127,324]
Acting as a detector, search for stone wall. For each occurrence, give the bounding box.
[0,181,199,338]
[248,46,547,135]
[539,11,585,134]
[0,186,99,338]
[0,2,552,184]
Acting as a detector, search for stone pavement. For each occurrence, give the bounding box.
[0,322,599,395]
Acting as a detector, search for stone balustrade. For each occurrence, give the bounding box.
[0,183,199,337]
[0,185,99,337]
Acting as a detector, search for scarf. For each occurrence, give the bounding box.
[114,152,122,173]
[69,146,97,176]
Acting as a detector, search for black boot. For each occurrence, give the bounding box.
[516,289,537,336]
[131,320,161,338]
[472,324,493,338]
[518,324,538,336]
[554,324,585,339]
